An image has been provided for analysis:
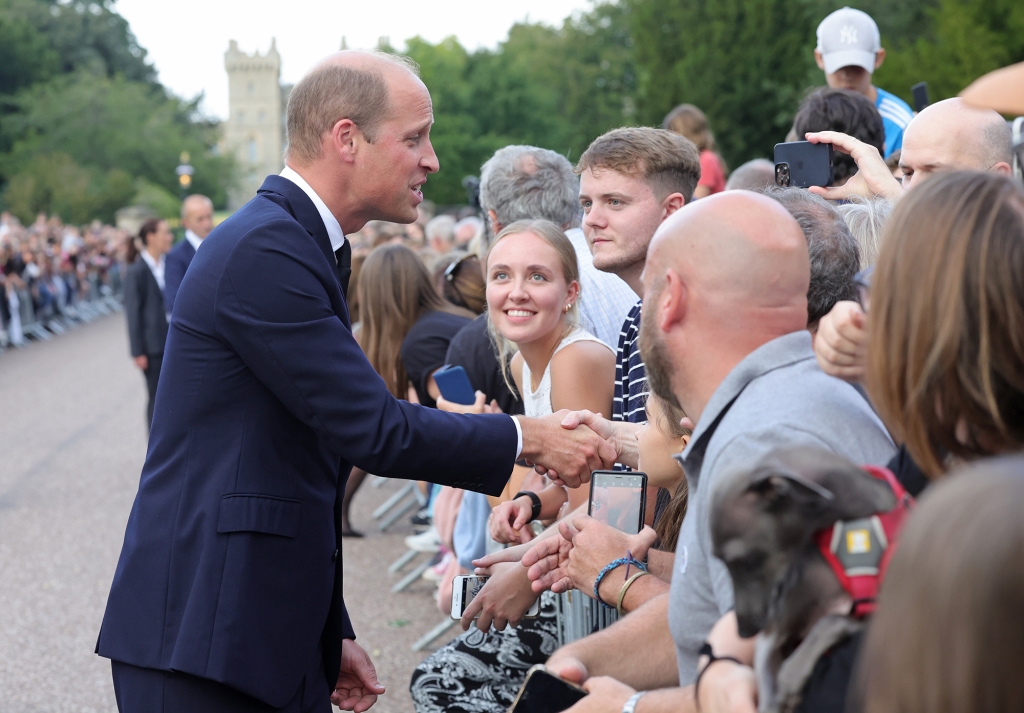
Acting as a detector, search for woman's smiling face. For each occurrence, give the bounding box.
[486,230,578,346]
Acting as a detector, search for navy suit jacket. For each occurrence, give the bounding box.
[163,236,196,316]
[97,176,517,706]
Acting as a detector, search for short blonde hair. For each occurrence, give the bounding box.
[285,51,419,165]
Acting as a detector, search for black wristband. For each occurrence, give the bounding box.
[514,491,542,522]
[694,642,744,712]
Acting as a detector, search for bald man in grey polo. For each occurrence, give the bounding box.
[668,330,895,684]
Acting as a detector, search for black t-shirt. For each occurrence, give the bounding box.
[444,313,523,416]
[401,310,472,409]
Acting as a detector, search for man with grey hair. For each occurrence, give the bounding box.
[759,186,860,332]
[97,50,616,713]
[479,144,637,349]
[724,159,776,191]
[163,193,214,316]
[425,213,456,253]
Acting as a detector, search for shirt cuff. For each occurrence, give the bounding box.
[511,415,524,459]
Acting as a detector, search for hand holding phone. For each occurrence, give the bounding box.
[433,365,477,405]
[509,665,587,713]
[451,574,540,620]
[588,471,647,535]
[774,141,834,189]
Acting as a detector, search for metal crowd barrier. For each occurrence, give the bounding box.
[1,278,123,351]
[556,589,619,647]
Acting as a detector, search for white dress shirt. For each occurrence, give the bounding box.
[278,165,524,456]
[184,229,204,253]
[280,166,346,252]
[140,249,166,291]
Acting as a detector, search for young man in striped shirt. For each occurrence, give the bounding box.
[814,7,914,158]
[575,128,701,427]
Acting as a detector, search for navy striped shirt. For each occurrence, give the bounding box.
[612,300,648,424]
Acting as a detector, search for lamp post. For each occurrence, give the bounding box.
[176,151,194,200]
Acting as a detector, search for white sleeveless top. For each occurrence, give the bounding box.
[520,327,614,418]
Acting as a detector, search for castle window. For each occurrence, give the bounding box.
[258,110,266,123]
[238,110,245,124]
[247,139,258,163]
[248,82,255,95]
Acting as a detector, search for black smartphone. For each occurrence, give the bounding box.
[774,141,834,189]
[911,82,929,113]
[588,470,647,535]
[433,365,477,405]
[508,665,587,713]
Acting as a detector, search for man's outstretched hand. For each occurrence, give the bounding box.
[517,410,618,488]
[332,639,385,712]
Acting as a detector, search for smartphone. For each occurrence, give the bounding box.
[508,665,587,713]
[774,141,834,189]
[433,365,477,405]
[450,575,541,620]
[911,82,930,113]
[588,471,647,535]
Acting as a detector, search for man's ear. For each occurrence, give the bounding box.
[814,49,826,71]
[329,118,361,164]
[662,192,686,219]
[487,210,502,235]
[874,48,886,70]
[657,269,687,333]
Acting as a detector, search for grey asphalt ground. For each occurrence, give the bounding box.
[0,314,455,713]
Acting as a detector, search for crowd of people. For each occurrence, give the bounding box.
[0,211,129,349]
[321,7,1023,713]
[11,5,1024,710]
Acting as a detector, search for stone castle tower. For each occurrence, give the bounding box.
[223,40,290,210]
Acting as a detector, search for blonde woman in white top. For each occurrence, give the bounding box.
[485,219,615,544]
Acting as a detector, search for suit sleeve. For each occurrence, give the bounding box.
[164,251,185,317]
[214,222,515,496]
[123,264,146,357]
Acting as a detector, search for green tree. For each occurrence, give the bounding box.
[0,14,59,94]
[875,0,1024,103]
[3,152,133,224]
[1,72,233,210]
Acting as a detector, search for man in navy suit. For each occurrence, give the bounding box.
[97,51,615,713]
[163,193,214,316]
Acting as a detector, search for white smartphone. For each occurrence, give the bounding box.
[450,574,541,620]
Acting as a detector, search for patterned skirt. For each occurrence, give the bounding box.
[409,592,559,713]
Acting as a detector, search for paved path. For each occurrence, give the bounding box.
[0,314,453,713]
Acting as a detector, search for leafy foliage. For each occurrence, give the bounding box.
[0,0,231,222]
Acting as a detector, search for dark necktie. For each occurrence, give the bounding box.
[334,240,351,299]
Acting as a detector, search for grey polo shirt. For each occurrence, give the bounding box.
[667,331,895,684]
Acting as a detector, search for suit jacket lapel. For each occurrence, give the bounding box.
[258,176,338,282]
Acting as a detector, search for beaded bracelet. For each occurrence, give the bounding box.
[593,553,647,607]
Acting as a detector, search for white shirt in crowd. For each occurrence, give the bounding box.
[277,164,525,456]
[140,249,166,291]
[184,229,204,253]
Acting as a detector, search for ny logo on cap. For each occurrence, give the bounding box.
[840,25,858,44]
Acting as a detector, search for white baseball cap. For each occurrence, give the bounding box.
[816,7,881,74]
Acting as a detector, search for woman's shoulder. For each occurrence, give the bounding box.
[551,333,616,372]
[405,309,472,343]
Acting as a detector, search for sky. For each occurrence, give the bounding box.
[115,0,593,121]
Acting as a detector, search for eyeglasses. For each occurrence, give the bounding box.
[444,253,474,282]
[854,266,874,313]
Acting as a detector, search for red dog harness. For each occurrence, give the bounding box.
[814,465,914,618]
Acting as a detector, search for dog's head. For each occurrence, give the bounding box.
[710,446,895,638]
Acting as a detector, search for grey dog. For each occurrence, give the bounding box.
[710,446,897,713]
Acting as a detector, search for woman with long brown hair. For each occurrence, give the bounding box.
[358,243,475,407]
[663,103,727,198]
[865,170,1024,480]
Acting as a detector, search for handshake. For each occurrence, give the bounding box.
[437,393,625,489]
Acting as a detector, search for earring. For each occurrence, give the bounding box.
[563,304,571,314]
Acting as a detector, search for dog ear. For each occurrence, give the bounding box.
[747,471,834,512]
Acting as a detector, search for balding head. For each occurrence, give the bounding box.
[900,98,1013,189]
[181,194,213,239]
[639,192,809,418]
[286,50,422,165]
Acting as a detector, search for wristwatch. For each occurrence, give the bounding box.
[622,691,647,713]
